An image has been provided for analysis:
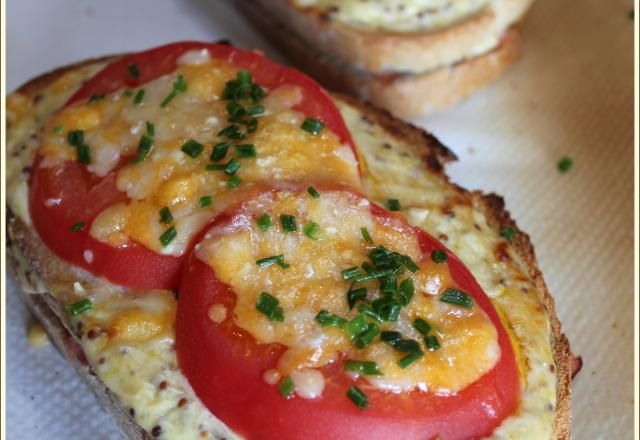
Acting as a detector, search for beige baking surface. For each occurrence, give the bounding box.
[4,0,634,438]
[418,0,635,438]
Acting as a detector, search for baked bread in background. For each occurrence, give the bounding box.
[233,0,534,117]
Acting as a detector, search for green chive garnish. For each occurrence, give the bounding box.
[397,351,423,369]
[159,206,173,224]
[256,255,286,268]
[65,298,93,316]
[181,139,204,158]
[280,215,297,232]
[159,226,177,247]
[226,101,244,116]
[278,376,295,399]
[341,267,361,281]
[307,186,320,199]
[353,323,380,349]
[69,222,86,232]
[412,318,431,336]
[360,227,373,244]
[227,174,242,188]
[346,386,369,409]
[557,156,573,173]
[425,335,441,351]
[67,130,84,147]
[146,121,155,137]
[315,310,346,327]
[218,124,245,140]
[431,249,448,263]
[127,63,140,78]
[256,292,284,321]
[132,134,153,163]
[235,144,257,158]
[501,227,515,242]
[246,105,265,115]
[386,199,401,211]
[133,89,145,105]
[256,213,273,231]
[198,196,212,208]
[301,118,324,135]
[344,314,368,341]
[211,141,230,162]
[397,278,414,305]
[441,288,474,308]
[160,75,187,107]
[347,286,367,309]
[76,143,91,164]
[344,360,382,376]
[224,159,241,175]
[303,222,321,240]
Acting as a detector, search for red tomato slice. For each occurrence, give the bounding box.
[176,188,520,440]
[30,41,358,291]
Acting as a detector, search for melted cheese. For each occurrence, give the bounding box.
[39,52,359,256]
[6,60,557,439]
[198,189,499,394]
[294,0,489,32]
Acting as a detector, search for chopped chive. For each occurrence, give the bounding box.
[501,227,516,242]
[133,89,145,105]
[412,318,431,336]
[347,286,367,309]
[52,124,65,134]
[341,266,361,281]
[425,335,441,351]
[146,121,155,137]
[360,227,373,244]
[354,268,396,283]
[278,376,295,399]
[397,351,423,369]
[346,386,369,409]
[132,134,153,163]
[226,101,245,116]
[301,118,324,135]
[69,222,86,232]
[280,215,297,232]
[127,63,140,78]
[397,278,414,305]
[76,143,91,164]
[211,141,230,162]
[379,276,397,295]
[235,143,257,158]
[358,304,385,323]
[303,221,321,240]
[224,159,241,175]
[399,255,419,273]
[344,314,368,341]
[198,196,212,208]
[431,249,448,264]
[256,292,284,321]
[67,129,84,147]
[88,93,105,103]
[218,124,245,140]
[353,323,380,349]
[159,207,173,224]
[344,360,382,376]
[557,156,573,173]
[276,260,291,269]
[256,213,273,231]
[181,139,204,158]
[160,75,187,107]
[246,117,258,134]
[159,226,177,247]
[441,288,474,308]
[204,164,226,171]
[380,331,401,344]
[315,310,346,327]
[386,199,401,211]
[65,298,93,316]
[307,186,320,199]
[246,105,265,115]
[227,174,242,188]
[256,255,286,268]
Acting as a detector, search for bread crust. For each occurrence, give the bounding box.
[234,0,522,117]
[251,0,533,74]
[7,56,573,439]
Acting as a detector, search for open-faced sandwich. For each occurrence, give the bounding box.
[6,41,575,439]
[232,0,535,117]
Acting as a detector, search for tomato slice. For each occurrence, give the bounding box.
[176,187,520,440]
[30,41,357,291]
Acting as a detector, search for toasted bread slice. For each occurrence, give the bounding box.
[252,0,534,74]
[7,55,574,439]
[234,0,523,117]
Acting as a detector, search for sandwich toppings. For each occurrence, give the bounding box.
[176,186,520,439]
[29,42,359,290]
